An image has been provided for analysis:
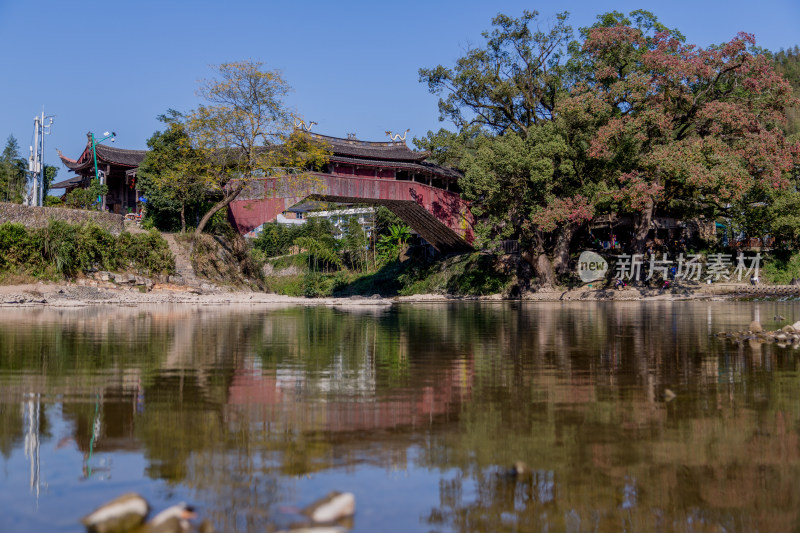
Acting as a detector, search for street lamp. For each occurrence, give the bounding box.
[91,131,115,210]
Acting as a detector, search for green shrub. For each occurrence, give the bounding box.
[65,180,107,210]
[78,222,118,271]
[762,251,800,284]
[117,230,175,275]
[43,196,63,207]
[303,271,334,297]
[0,221,174,280]
[0,223,40,273]
[252,223,304,258]
[264,274,305,296]
[41,219,80,275]
[398,253,512,296]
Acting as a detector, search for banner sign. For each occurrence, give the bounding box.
[578,251,609,283]
[577,251,762,283]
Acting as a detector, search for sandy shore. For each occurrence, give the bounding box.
[0,279,782,308]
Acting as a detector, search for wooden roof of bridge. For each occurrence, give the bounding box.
[308,132,429,162]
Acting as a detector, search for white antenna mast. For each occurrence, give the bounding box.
[27,109,54,207]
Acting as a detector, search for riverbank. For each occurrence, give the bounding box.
[0,279,796,307]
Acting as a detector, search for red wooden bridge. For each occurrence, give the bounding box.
[229,133,474,254]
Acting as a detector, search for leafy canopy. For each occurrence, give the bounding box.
[184,61,330,235]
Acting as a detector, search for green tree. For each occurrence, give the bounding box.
[341,216,369,271]
[419,11,606,284]
[0,135,27,203]
[137,111,206,232]
[186,61,330,236]
[43,165,58,199]
[772,45,800,136]
[376,223,411,263]
[293,217,341,272]
[251,222,304,258]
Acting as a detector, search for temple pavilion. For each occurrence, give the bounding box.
[54,133,146,214]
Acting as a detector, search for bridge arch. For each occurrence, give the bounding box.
[229,173,474,254]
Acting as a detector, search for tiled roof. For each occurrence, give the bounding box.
[329,155,462,181]
[58,143,146,171]
[50,176,84,189]
[310,133,429,162]
[95,144,147,167]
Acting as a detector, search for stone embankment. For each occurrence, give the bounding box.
[75,269,218,295]
[703,283,800,297]
[0,203,124,234]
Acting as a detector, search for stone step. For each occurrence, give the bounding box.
[161,233,200,287]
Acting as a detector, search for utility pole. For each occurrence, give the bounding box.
[91,131,115,210]
[27,109,54,207]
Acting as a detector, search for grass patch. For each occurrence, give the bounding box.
[398,253,514,296]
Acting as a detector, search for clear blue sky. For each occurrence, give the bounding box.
[1,0,798,183]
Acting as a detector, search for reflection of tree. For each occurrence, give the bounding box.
[415,302,800,532]
[0,401,23,459]
[3,303,800,531]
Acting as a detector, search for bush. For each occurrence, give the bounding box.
[41,219,81,275]
[263,274,305,296]
[117,229,175,275]
[0,221,174,280]
[762,251,800,284]
[79,222,118,271]
[65,180,107,210]
[0,223,39,272]
[43,196,63,207]
[303,271,332,297]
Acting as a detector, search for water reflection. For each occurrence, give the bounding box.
[0,302,799,532]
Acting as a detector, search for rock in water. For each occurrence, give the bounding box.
[147,503,197,533]
[304,492,356,523]
[81,493,150,533]
[749,321,763,333]
[505,461,532,479]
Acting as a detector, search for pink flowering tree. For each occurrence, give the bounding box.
[574,16,799,253]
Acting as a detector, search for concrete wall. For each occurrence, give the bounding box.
[0,203,124,234]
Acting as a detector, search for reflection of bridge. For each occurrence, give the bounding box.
[228,357,473,433]
[229,133,474,254]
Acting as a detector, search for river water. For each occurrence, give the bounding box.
[1,301,799,532]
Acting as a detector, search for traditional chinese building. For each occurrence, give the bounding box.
[54,133,146,214]
[54,129,474,251]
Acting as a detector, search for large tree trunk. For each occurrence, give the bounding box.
[180,204,186,233]
[553,223,581,276]
[521,230,556,288]
[193,183,246,237]
[632,200,655,255]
